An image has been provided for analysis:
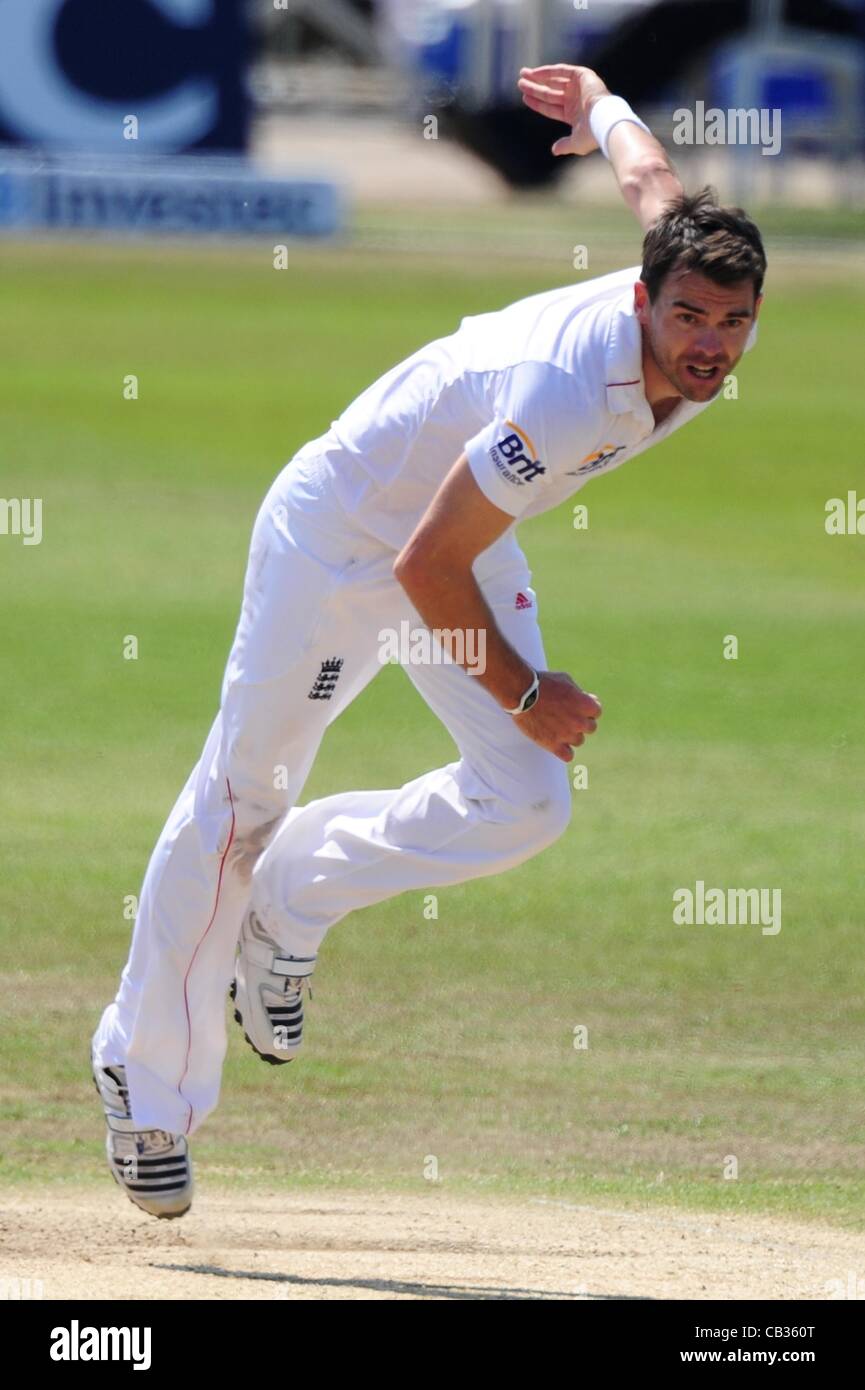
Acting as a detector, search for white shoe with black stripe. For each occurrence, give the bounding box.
[230,909,316,1066]
[91,1052,193,1219]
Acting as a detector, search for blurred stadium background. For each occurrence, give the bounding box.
[2,0,865,1281]
[0,1,863,240]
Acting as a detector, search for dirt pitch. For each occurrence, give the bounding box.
[2,1189,862,1301]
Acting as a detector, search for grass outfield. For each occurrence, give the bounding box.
[1,231,863,1227]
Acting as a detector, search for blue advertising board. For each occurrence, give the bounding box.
[0,0,248,153]
[0,152,343,237]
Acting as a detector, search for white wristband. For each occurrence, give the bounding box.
[589,94,651,159]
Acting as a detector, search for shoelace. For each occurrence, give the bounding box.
[139,1130,181,1154]
[283,976,313,1002]
[102,1070,181,1151]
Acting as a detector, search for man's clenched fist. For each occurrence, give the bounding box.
[513,670,603,762]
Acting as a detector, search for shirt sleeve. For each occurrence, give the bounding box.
[463,361,572,518]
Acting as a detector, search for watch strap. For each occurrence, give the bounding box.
[505,669,540,716]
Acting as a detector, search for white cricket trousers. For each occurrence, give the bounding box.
[93,440,572,1134]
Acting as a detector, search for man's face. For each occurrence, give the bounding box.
[635,268,762,403]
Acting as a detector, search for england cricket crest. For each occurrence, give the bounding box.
[308,658,344,700]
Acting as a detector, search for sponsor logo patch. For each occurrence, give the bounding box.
[567,443,626,477]
[488,420,546,488]
[515,591,533,610]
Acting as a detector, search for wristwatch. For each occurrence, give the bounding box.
[505,669,541,716]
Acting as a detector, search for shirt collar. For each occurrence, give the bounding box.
[604,281,654,433]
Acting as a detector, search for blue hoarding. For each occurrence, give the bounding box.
[0,0,248,153]
[0,153,343,237]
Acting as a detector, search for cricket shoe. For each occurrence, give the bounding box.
[230,909,316,1066]
[91,1051,193,1219]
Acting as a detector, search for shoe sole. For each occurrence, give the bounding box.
[91,1055,192,1220]
[229,980,292,1067]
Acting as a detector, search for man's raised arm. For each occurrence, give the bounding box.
[518,64,682,232]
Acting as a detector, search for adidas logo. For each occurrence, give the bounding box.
[515,591,533,610]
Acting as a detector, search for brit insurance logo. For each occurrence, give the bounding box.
[568,443,626,477]
[489,421,546,488]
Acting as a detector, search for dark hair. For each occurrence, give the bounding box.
[641,187,766,303]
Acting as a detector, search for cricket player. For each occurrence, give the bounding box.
[91,65,766,1217]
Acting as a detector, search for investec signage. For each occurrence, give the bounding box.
[0,0,248,152]
[0,155,342,236]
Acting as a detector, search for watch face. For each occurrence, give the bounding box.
[523,685,539,712]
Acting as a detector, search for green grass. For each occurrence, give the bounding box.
[0,231,863,1227]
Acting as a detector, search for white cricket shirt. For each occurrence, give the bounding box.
[313,265,756,550]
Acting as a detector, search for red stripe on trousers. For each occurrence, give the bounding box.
[176,778,236,1135]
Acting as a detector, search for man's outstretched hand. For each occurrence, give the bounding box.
[517,64,610,157]
[513,671,603,763]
